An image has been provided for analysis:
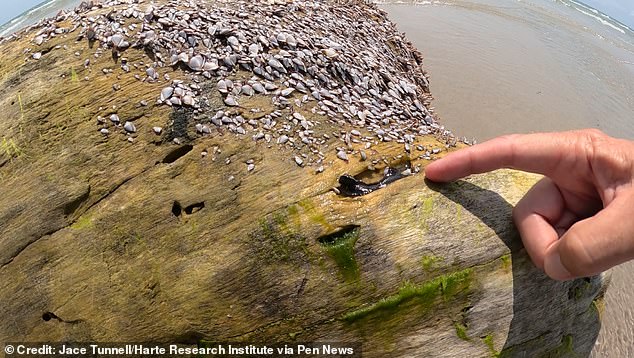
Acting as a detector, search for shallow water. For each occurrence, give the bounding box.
[0,0,82,38]
[381,1,634,356]
[381,0,634,142]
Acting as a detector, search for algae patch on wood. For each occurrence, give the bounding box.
[319,226,361,281]
[342,268,473,322]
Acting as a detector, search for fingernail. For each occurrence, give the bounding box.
[545,251,574,281]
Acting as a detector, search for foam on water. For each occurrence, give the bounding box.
[0,12,33,38]
[372,0,451,5]
[566,0,632,34]
[0,0,82,37]
[27,0,57,16]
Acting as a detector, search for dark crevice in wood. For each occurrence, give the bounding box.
[0,169,149,271]
[63,185,91,216]
[172,201,206,217]
[42,311,83,324]
[317,225,360,245]
[162,145,193,164]
[171,201,182,217]
[184,202,205,215]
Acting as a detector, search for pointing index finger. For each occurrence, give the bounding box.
[424,133,568,182]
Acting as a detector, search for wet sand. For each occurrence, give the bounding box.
[592,262,634,357]
[381,1,634,356]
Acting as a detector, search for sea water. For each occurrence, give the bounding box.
[381,0,634,141]
[0,0,83,38]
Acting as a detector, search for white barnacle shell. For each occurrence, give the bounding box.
[182,95,195,106]
[124,121,136,133]
[170,97,182,106]
[277,135,289,144]
[224,95,238,107]
[281,88,295,97]
[188,55,204,72]
[177,52,189,63]
[169,53,180,66]
[110,33,124,48]
[227,36,241,51]
[286,34,297,48]
[217,80,228,94]
[337,150,349,161]
[252,83,266,94]
[160,87,174,101]
[146,67,158,79]
[241,85,254,96]
[203,58,219,71]
[173,87,185,97]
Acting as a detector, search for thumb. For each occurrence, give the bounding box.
[544,194,634,280]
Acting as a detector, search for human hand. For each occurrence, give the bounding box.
[424,129,634,281]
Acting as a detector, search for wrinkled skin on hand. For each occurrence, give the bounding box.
[425,129,634,281]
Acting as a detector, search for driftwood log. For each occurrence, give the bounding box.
[0,0,608,357]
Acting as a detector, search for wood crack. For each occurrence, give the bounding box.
[0,166,152,271]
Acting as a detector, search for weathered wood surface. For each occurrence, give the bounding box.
[0,1,608,357]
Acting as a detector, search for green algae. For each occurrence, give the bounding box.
[71,214,94,230]
[482,334,499,357]
[421,255,442,272]
[321,227,360,281]
[297,199,332,230]
[287,204,298,216]
[572,280,593,301]
[70,67,79,82]
[342,268,473,322]
[419,196,435,231]
[440,269,471,301]
[255,215,307,263]
[500,254,511,270]
[455,322,469,341]
[422,197,434,215]
[591,298,604,317]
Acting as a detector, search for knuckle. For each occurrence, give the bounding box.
[559,233,596,277]
[574,129,608,165]
[580,128,607,148]
[581,128,606,138]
